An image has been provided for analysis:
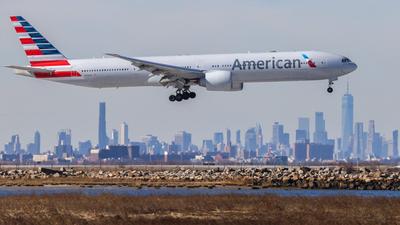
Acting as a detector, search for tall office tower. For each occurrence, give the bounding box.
[245,128,257,153]
[341,85,354,158]
[120,122,129,145]
[353,122,364,159]
[58,129,72,146]
[110,129,119,145]
[298,117,310,140]
[5,135,20,154]
[213,132,224,145]
[313,112,328,144]
[255,123,263,149]
[393,130,399,158]
[174,131,192,152]
[272,122,284,146]
[13,135,21,154]
[295,129,307,143]
[98,102,108,149]
[226,129,232,147]
[34,130,40,154]
[366,120,375,158]
[236,129,241,145]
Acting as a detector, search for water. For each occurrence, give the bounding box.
[0,186,400,197]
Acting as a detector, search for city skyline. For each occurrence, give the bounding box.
[3,88,398,161]
[0,1,399,151]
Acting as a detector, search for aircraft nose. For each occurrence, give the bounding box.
[343,62,357,74]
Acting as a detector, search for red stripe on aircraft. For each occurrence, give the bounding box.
[20,38,35,44]
[30,60,70,67]
[10,16,18,22]
[15,27,27,33]
[25,49,43,56]
[34,71,81,78]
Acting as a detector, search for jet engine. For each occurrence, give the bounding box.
[200,70,243,91]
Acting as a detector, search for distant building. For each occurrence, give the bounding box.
[294,142,334,161]
[295,129,307,143]
[98,102,108,149]
[393,130,399,158]
[341,85,354,158]
[298,117,310,140]
[313,112,328,144]
[255,124,263,150]
[110,129,119,146]
[58,129,71,146]
[245,128,256,154]
[174,131,192,152]
[120,122,129,145]
[4,135,21,154]
[352,122,364,159]
[366,120,375,158]
[201,139,214,153]
[236,129,241,145]
[226,129,232,147]
[78,140,92,156]
[34,131,40,154]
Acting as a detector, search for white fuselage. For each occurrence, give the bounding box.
[22,50,357,89]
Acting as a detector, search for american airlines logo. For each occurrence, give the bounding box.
[232,54,316,71]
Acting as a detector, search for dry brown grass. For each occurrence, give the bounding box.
[0,194,398,225]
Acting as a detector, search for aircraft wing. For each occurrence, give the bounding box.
[5,65,54,73]
[106,53,204,80]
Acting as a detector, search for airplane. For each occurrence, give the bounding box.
[6,16,357,102]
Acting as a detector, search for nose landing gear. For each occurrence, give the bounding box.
[327,79,335,93]
[169,89,196,102]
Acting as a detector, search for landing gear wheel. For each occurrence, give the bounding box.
[182,92,190,100]
[169,95,176,102]
[189,92,196,99]
[176,93,183,102]
[327,87,333,93]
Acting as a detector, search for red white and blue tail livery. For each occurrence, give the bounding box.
[6,16,357,102]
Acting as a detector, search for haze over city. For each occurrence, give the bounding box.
[0,0,399,151]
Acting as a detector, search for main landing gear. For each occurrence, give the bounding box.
[169,89,196,102]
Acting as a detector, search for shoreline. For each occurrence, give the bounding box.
[0,166,399,190]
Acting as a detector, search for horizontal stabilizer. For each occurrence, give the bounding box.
[5,65,54,73]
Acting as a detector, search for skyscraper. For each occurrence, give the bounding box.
[58,129,72,146]
[298,117,310,140]
[213,132,224,145]
[353,122,364,159]
[98,102,108,149]
[255,123,263,150]
[110,129,119,146]
[174,131,192,152]
[34,131,40,154]
[226,129,232,147]
[236,129,241,145]
[366,120,375,158]
[341,85,354,158]
[313,112,328,144]
[393,130,398,158]
[272,122,283,146]
[120,122,129,145]
[245,128,257,153]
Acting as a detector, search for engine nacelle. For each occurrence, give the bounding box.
[200,70,243,91]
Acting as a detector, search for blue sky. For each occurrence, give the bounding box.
[0,0,399,150]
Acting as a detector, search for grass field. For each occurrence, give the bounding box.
[0,194,399,225]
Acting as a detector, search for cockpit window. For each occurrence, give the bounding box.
[342,57,351,63]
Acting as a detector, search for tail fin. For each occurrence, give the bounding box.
[10,16,70,67]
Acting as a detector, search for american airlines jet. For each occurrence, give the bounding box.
[6,16,357,102]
